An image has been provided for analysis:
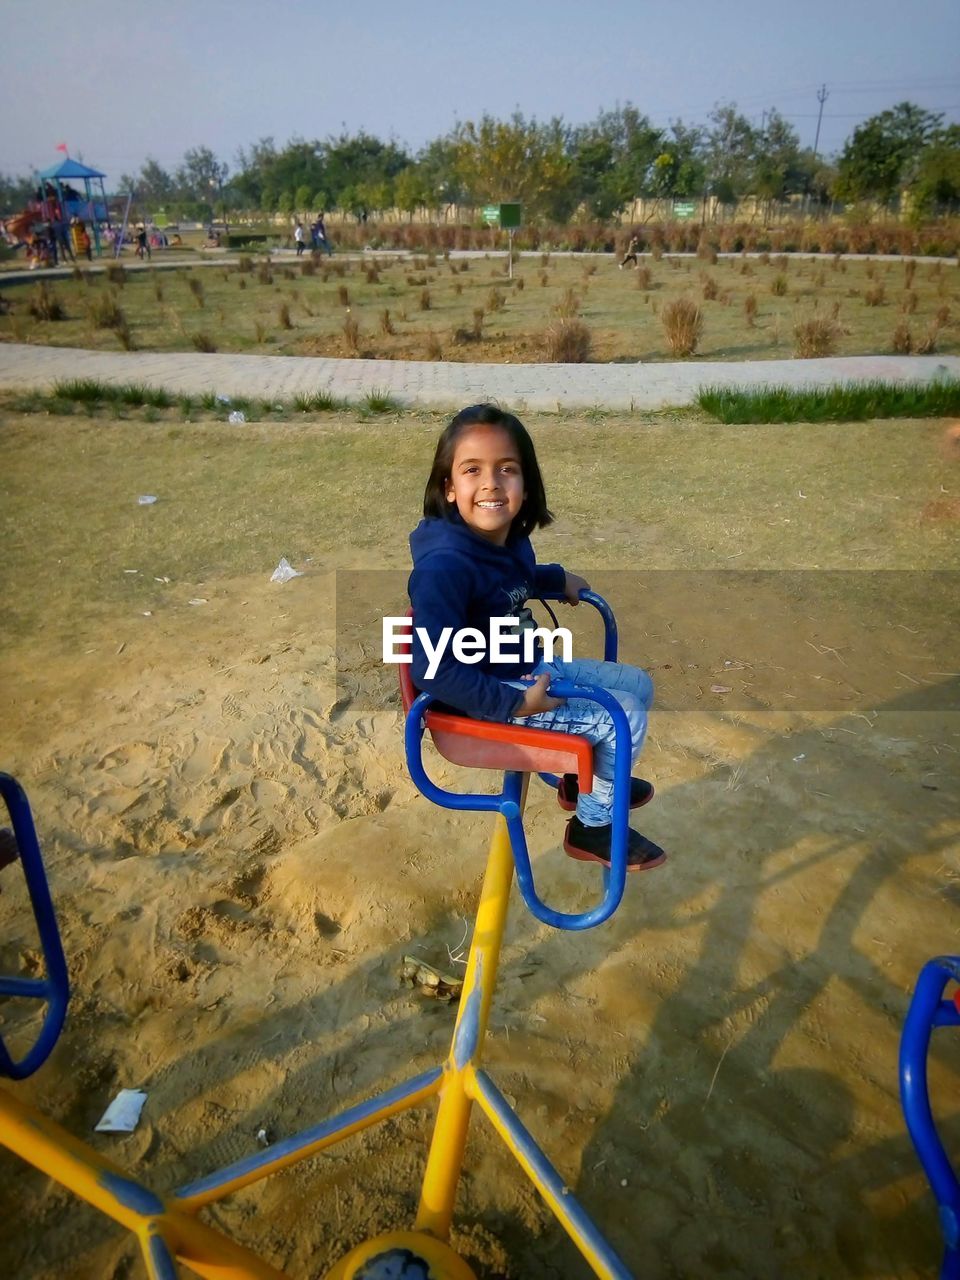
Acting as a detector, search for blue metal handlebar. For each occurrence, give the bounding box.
[0,774,70,1079]
[403,591,634,931]
[900,956,960,1278]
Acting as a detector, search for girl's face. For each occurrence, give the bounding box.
[445,424,525,545]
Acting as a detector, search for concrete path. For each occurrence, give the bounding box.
[0,341,957,411]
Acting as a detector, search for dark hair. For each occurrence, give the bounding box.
[422,404,553,536]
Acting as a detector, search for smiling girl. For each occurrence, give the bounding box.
[406,404,665,871]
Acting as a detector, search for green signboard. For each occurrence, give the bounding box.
[482,205,500,226]
[499,202,522,230]
[673,201,696,219]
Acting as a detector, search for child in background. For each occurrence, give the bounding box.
[407,404,665,871]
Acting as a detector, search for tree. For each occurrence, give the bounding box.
[453,113,573,217]
[704,104,756,203]
[910,123,960,214]
[176,146,228,202]
[0,171,37,212]
[836,102,943,205]
[648,122,706,199]
[394,166,431,218]
[751,110,807,204]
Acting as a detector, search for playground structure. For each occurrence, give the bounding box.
[1,154,113,262]
[1,588,954,1277]
[0,590,638,1278]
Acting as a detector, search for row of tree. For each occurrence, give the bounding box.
[2,102,957,222]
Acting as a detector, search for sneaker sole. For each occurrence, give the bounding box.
[557,782,655,813]
[562,831,666,873]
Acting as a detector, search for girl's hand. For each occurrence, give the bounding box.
[514,673,564,717]
[562,571,590,605]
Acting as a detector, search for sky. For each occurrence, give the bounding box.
[2,0,958,184]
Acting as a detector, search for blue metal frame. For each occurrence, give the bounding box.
[403,590,633,930]
[900,956,960,1279]
[0,773,69,1080]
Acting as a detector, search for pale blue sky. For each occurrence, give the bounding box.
[2,0,957,182]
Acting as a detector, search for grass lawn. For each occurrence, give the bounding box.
[1,250,957,363]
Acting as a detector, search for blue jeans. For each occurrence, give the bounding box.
[505,658,653,827]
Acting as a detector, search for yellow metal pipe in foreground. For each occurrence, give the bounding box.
[414,780,527,1239]
[0,1086,288,1279]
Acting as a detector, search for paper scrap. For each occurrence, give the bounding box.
[95,1088,148,1133]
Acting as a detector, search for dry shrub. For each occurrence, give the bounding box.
[88,291,126,330]
[278,302,293,330]
[191,331,217,353]
[901,290,918,314]
[744,294,758,326]
[935,303,951,326]
[904,259,917,288]
[553,287,579,318]
[186,277,204,308]
[515,277,525,291]
[774,254,788,271]
[257,264,273,285]
[153,278,164,302]
[106,264,127,285]
[831,301,841,320]
[661,297,703,356]
[739,261,753,276]
[892,321,913,353]
[701,274,719,301]
[486,287,506,313]
[831,254,842,271]
[651,243,664,261]
[364,267,380,284]
[793,315,839,358]
[542,317,592,363]
[814,269,826,287]
[472,307,485,339]
[113,321,136,351]
[237,277,247,291]
[454,281,463,296]
[540,272,549,287]
[379,308,395,336]
[237,256,253,273]
[254,320,267,345]
[343,314,360,355]
[425,332,443,360]
[458,260,470,272]
[636,265,653,289]
[865,261,877,279]
[770,274,788,296]
[540,252,550,266]
[28,282,65,321]
[916,323,940,354]
[338,285,350,306]
[419,288,431,311]
[864,284,886,307]
[697,236,718,264]
[300,258,316,277]
[758,252,771,266]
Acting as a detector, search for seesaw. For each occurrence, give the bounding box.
[0,591,641,1278]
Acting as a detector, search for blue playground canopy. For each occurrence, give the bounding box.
[37,158,106,181]
[35,154,111,254]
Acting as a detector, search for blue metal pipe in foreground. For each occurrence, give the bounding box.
[471,1069,633,1280]
[900,956,960,1279]
[174,1067,443,1207]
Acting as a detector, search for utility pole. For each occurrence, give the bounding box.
[813,84,829,157]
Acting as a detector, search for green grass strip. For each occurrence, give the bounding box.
[697,378,960,424]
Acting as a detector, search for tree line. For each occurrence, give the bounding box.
[2,101,957,222]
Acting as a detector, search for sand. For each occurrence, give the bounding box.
[1,563,958,1279]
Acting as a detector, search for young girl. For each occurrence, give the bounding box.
[408,403,665,872]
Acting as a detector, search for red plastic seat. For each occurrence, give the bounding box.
[397,615,593,792]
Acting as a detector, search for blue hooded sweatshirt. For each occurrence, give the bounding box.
[408,513,566,722]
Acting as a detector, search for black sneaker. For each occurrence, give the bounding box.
[557,773,654,813]
[563,815,665,872]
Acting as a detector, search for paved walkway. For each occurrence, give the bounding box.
[0,341,956,411]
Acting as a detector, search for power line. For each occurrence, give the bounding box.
[814,84,829,156]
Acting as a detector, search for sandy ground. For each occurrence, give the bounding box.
[0,564,958,1279]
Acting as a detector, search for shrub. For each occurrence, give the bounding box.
[904,259,917,288]
[343,314,360,354]
[540,272,549,287]
[553,287,579,318]
[379,308,395,336]
[892,321,913,353]
[363,388,400,413]
[636,265,653,289]
[542,317,592,362]
[191,331,217,352]
[864,284,886,306]
[337,284,350,306]
[701,274,719,301]
[153,277,164,302]
[486,287,506,312]
[454,281,463,296]
[237,255,254,273]
[744,294,758,326]
[425,332,443,360]
[419,288,431,311]
[472,307,485,339]
[900,290,918,314]
[254,320,267,345]
[661,297,703,356]
[106,264,127,285]
[793,315,840,358]
[113,321,136,350]
[88,292,126,330]
[300,258,316,277]
[28,282,65,321]
[935,303,951,326]
[278,302,293,329]
[770,274,788,296]
[257,264,274,285]
[916,323,940,355]
[515,276,525,291]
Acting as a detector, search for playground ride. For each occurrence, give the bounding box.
[1,592,642,1278]
[1,154,113,262]
[900,957,960,1279]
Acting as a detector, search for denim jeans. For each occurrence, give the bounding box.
[505,658,653,827]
